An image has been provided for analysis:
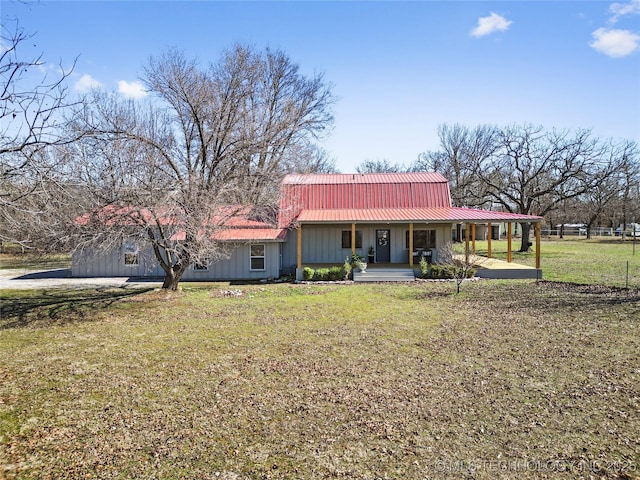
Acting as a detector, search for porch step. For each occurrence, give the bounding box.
[353,268,415,282]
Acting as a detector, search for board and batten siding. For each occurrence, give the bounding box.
[72,242,280,281]
[181,243,280,281]
[281,223,452,267]
[72,246,164,278]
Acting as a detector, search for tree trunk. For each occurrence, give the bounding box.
[161,265,187,291]
[519,222,531,252]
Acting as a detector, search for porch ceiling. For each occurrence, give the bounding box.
[296,207,542,224]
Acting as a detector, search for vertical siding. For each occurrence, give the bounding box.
[73,243,281,281]
[181,243,279,281]
[292,224,452,266]
[71,246,162,277]
[281,230,298,274]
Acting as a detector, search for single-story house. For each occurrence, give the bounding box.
[71,173,543,281]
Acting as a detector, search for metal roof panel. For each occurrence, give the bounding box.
[296,208,542,223]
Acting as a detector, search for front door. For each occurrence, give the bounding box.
[376,229,391,263]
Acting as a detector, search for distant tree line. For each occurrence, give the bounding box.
[357,123,639,251]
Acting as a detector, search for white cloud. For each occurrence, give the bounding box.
[118,80,147,99]
[470,12,513,38]
[609,0,640,24]
[590,27,640,57]
[74,74,103,93]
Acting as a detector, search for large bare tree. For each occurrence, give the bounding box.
[69,45,334,289]
[0,21,78,247]
[420,124,609,251]
[478,125,605,251]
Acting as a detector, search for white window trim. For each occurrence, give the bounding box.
[123,241,139,266]
[250,244,266,271]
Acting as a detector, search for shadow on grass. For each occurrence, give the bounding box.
[0,287,154,329]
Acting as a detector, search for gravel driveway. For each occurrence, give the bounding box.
[0,268,161,290]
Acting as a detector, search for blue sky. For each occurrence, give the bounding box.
[4,0,640,172]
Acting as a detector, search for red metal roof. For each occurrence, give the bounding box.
[76,205,271,229]
[212,228,287,241]
[296,207,542,223]
[171,228,287,242]
[278,173,452,227]
[282,173,449,184]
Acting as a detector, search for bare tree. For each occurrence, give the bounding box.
[414,124,498,208]
[0,20,78,247]
[476,125,604,251]
[356,158,405,173]
[577,140,637,238]
[436,242,476,294]
[68,45,334,290]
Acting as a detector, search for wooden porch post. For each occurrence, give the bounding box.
[535,222,541,269]
[487,223,492,258]
[507,222,513,263]
[297,224,302,268]
[471,223,476,255]
[465,223,470,264]
[351,223,356,256]
[409,223,414,267]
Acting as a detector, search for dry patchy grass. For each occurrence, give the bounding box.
[0,281,639,479]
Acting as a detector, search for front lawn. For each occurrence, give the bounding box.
[1,281,638,478]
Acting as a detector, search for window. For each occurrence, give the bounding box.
[250,244,265,270]
[406,230,436,250]
[123,241,139,266]
[193,259,209,271]
[341,230,363,249]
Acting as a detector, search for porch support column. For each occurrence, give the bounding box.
[351,223,356,256]
[465,222,470,264]
[507,222,513,263]
[535,222,541,269]
[297,224,302,269]
[471,223,476,255]
[409,223,414,267]
[487,223,492,258]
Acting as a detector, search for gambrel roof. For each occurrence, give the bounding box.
[278,173,541,227]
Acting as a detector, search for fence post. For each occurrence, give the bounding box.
[626,260,629,289]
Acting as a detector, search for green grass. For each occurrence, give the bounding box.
[1,281,639,479]
[460,238,640,288]
[0,253,71,271]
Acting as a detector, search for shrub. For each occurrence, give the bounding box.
[328,266,343,281]
[441,265,455,279]
[314,268,330,281]
[343,257,352,280]
[429,264,442,278]
[302,267,315,281]
[419,256,429,278]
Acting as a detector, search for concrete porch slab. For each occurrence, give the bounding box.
[459,255,543,280]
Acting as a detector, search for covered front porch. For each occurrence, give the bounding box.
[291,219,543,281]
